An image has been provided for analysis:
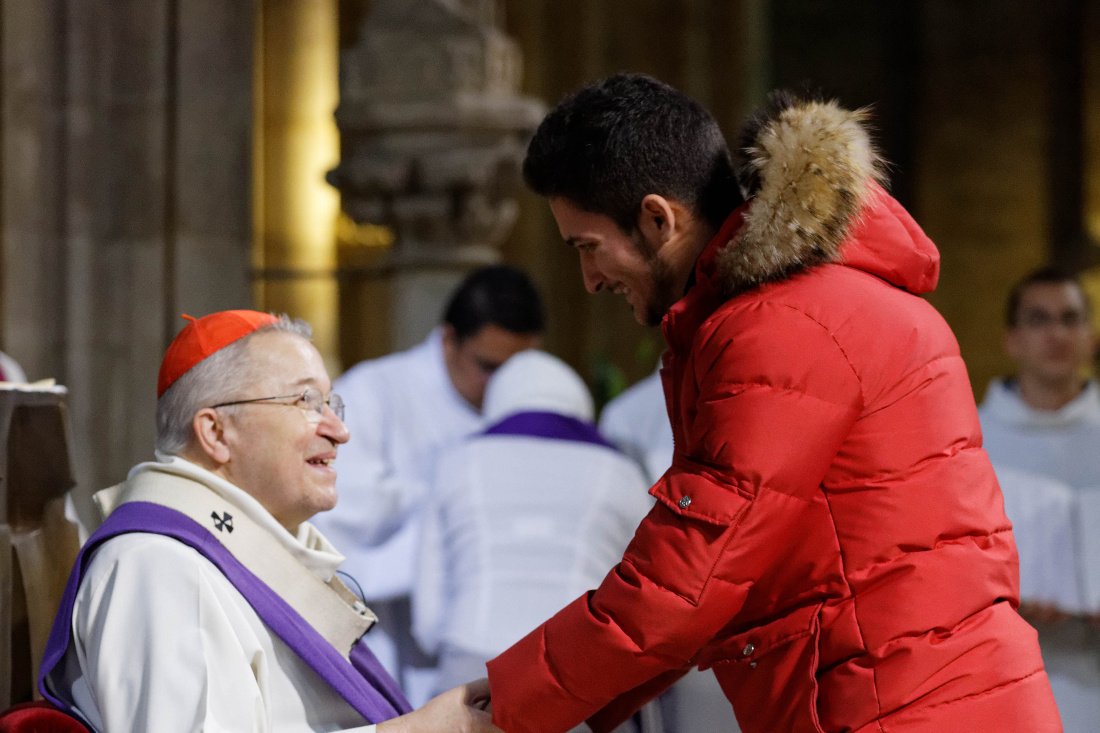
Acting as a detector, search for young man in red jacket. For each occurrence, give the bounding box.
[486,75,1061,732]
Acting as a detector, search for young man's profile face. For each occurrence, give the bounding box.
[1006,281,1097,385]
[549,197,677,326]
[443,324,540,410]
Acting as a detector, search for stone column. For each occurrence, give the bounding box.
[329,0,543,350]
[1,2,253,512]
[253,0,342,373]
[1,1,69,394]
[916,0,1053,394]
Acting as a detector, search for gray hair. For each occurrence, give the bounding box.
[155,314,312,455]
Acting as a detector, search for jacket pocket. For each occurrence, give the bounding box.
[651,460,751,526]
[697,602,825,733]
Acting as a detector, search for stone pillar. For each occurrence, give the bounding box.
[1,1,69,395]
[1,2,253,511]
[329,0,543,350]
[916,0,1052,395]
[0,387,77,705]
[253,0,342,373]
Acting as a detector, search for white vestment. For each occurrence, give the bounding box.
[43,457,377,733]
[995,466,1083,613]
[412,350,653,693]
[311,329,481,704]
[979,378,1100,488]
[979,378,1100,733]
[598,367,672,484]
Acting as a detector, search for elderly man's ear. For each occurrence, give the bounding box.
[191,408,232,465]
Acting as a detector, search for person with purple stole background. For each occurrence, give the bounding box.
[412,350,652,706]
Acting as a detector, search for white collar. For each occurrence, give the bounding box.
[982,378,1100,428]
[131,455,346,581]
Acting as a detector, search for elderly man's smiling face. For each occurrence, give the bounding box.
[214,330,349,530]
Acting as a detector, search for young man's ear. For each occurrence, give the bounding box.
[191,407,232,465]
[637,194,678,245]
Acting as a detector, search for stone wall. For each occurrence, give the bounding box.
[0,1,252,516]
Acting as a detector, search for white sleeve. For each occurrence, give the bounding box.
[995,465,1083,612]
[321,371,429,548]
[597,396,640,461]
[1075,486,1100,613]
[74,538,273,732]
[411,454,452,655]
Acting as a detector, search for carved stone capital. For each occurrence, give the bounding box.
[329,0,543,261]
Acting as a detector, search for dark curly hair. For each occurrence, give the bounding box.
[522,73,741,233]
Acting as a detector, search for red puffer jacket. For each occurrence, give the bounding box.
[488,100,1060,732]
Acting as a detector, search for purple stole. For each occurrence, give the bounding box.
[481,410,616,450]
[39,501,412,724]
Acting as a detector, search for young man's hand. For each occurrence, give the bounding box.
[377,679,499,732]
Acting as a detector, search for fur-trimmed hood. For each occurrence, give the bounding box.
[713,96,938,298]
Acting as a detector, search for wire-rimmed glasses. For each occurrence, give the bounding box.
[211,386,345,422]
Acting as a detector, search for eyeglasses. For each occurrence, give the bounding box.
[1016,309,1090,331]
[212,386,345,422]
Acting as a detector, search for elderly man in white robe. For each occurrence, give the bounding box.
[39,310,498,733]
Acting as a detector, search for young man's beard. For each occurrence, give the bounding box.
[633,229,680,327]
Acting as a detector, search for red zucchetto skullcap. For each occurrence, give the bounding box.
[157,310,278,397]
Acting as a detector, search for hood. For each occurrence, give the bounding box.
[714,95,939,297]
[482,349,595,425]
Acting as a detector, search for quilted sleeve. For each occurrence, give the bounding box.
[488,300,863,733]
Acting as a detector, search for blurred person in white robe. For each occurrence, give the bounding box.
[412,350,652,706]
[979,267,1100,732]
[599,365,672,483]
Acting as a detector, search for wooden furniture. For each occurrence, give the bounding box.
[0,386,78,707]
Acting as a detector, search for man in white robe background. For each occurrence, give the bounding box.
[979,267,1100,732]
[40,310,499,733]
[312,265,543,705]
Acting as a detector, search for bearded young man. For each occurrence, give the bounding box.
[485,74,1061,733]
